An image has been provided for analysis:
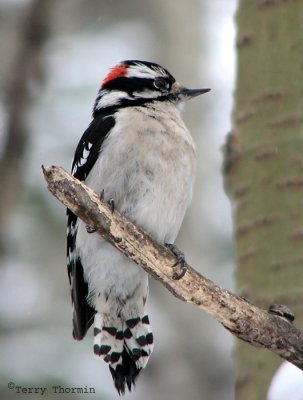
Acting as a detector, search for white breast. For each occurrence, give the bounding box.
[85,103,196,242]
[76,102,196,304]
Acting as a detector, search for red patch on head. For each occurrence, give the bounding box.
[102,64,127,87]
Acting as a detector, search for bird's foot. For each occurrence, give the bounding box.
[86,191,115,233]
[108,198,115,213]
[165,243,188,280]
[100,189,115,213]
[86,225,96,234]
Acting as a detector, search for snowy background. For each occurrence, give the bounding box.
[0,1,245,399]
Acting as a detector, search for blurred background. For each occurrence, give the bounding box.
[0,0,237,399]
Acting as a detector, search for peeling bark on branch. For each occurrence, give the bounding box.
[42,165,303,369]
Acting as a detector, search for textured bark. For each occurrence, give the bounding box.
[225,0,303,398]
[42,165,303,369]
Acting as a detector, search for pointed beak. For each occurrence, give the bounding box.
[178,87,211,99]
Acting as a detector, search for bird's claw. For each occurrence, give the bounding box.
[86,188,113,232]
[108,198,115,213]
[100,189,115,213]
[165,243,188,280]
[86,225,96,234]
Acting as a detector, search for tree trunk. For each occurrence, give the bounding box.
[225,1,303,399]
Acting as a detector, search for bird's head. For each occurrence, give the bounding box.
[93,60,210,116]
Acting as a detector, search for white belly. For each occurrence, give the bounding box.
[76,104,196,306]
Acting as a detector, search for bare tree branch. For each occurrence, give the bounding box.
[42,164,303,370]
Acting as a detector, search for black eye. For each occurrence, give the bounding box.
[153,77,170,91]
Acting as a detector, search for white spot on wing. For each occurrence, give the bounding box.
[72,164,77,175]
[67,248,78,264]
[67,223,77,236]
[82,147,90,159]
[72,144,91,175]
[78,157,86,167]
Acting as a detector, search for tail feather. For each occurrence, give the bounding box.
[109,348,141,395]
[124,315,153,369]
[93,313,124,369]
[93,312,153,394]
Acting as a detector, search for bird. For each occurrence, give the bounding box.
[66,60,210,394]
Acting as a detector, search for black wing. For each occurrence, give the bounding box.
[67,114,115,340]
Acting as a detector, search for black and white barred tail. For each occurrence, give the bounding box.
[93,312,154,394]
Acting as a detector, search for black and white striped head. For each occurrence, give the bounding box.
[93,60,210,116]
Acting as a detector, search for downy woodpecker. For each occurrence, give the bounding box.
[66,60,210,394]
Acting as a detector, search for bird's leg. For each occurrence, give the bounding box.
[108,198,115,213]
[101,188,115,213]
[86,225,97,234]
[86,189,114,233]
[165,243,188,280]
